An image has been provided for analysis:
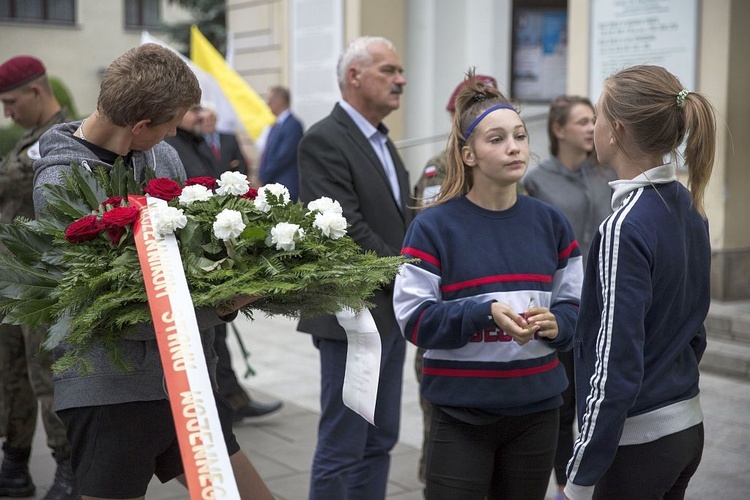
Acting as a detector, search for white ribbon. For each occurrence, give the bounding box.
[336,308,382,425]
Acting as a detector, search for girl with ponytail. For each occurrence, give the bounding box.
[565,65,717,500]
[393,70,583,498]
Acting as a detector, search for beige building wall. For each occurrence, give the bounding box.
[230,0,750,300]
[358,0,407,140]
[716,0,750,299]
[227,0,288,102]
[567,0,750,300]
[0,0,191,126]
[227,0,407,174]
[227,0,406,138]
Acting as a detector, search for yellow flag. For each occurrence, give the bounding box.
[190,25,275,140]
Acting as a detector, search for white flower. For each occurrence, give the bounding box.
[212,209,246,241]
[216,171,250,196]
[308,196,343,215]
[313,211,347,239]
[151,205,187,235]
[254,184,291,213]
[267,222,305,251]
[178,184,213,205]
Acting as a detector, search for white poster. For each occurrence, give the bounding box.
[513,9,568,101]
[589,0,698,102]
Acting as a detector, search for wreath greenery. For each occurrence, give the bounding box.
[0,160,408,373]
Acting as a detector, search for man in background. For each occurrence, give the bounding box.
[201,103,249,176]
[0,55,78,499]
[297,36,412,500]
[166,105,283,423]
[258,85,303,201]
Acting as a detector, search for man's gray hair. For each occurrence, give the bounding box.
[336,36,395,89]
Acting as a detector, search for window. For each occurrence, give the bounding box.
[0,0,75,24]
[125,0,161,29]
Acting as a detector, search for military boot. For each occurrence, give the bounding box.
[42,451,79,500]
[0,445,35,497]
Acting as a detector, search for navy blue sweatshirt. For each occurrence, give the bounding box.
[394,195,583,416]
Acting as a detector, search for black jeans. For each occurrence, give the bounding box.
[425,405,558,500]
[594,423,704,500]
[554,349,576,486]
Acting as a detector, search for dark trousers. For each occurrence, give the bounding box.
[308,333,405,500]
[0,323,69,453]
[213,324,251,407]
[593,423,704,500]
[425,406,558,500]
[554,349,576,486]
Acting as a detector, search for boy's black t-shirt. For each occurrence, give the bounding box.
[72,135,133,167]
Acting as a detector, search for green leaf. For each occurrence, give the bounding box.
[0,254,57,299]
[43,183,92,220]
[3,297,58,328]
[241,224,266,242]
[0,221,53,261]
[43,312,72,351]
[70,163,107,209]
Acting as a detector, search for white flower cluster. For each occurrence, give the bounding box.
[267,222,305,251]
[308,197,343,215]
[150,179,348,250]
[308,196,347,240]
[216,171,250,196]
[178,184,213,206]
[254,184,291,213]
[213,209,246,241]
[151,205,187,235]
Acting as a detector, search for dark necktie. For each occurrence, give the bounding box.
[210,136,221,161]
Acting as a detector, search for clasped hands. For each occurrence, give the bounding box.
[490,301,559,345]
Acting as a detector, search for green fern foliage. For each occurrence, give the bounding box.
[0,161,409,373]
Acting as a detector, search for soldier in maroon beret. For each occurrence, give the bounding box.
[0,55,78,499]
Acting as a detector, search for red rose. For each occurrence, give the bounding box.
[101,206,139,228]
[143,178,182,201]
[65,215,105,243]
[186,176,217,190]
[107,226,126,245]
[101,196,123,208]
[241,188,259,200]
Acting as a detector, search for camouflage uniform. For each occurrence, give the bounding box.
[412,150,447,483]
[412,151,447,207]
[0,109,72,454]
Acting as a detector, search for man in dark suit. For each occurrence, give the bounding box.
[297,36,411,500]
[258,86,303,201]
[201,103,249,176]
[165,104,220,179]
[166,105,283,422]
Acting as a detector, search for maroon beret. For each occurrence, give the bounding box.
[0,56,46,93]
[446,74,498,112]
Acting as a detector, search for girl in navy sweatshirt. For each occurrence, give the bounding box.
[393,71,583,499]
[565,65,717,500]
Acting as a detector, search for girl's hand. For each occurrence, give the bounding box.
[523,306,559,340]
[491,302,539,345]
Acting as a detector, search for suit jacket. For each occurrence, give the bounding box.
[215,132,248,176]
[259,113,304,201]
[297,103,413,341]
[165,128,221,179]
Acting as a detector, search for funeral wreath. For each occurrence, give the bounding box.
[0,161,407,372]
